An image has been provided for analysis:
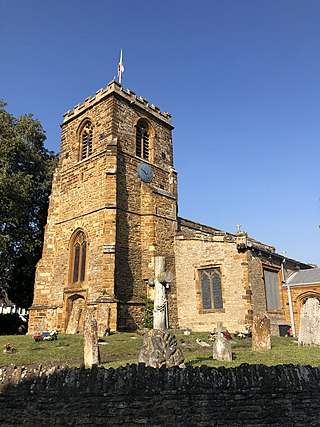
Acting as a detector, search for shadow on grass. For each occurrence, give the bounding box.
[185,355,212,365]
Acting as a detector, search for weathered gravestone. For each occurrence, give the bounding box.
[66,306,82,334]
[298,298,320,346]
[252,313,271,351]
[139,329,185,368]
[83,309,100,368]
[212,323,232,361]
[212,336,232,361]
[96,303,111,337]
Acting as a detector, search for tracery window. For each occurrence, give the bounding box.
[80,121,93,160]
[70,230,87,283]
[199,267,223,311]
[136,119,150,160]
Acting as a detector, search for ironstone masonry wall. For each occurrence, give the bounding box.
[0,363,320,426]
[175,221,251,333]
[29,80,178,333]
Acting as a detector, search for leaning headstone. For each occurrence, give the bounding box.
[96,304,111,337]
[139,329,184,368]
[252,313,271,351]
[83,309,100,368]
[298,298,320,346]
[66,307,82,334]
[212,335,232,361]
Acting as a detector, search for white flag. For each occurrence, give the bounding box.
[118,49,124,83]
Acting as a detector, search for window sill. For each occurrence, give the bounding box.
[199,309,225,314]
[266,310,283,314]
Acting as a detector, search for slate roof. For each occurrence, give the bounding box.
[286,268,320,286]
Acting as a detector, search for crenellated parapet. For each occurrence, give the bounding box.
[62,80,172,126]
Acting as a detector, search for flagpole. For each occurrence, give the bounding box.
[118,49,123,84]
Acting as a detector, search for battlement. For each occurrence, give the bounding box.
[62,80,172,125]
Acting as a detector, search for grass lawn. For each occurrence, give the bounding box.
[0,332,320,369]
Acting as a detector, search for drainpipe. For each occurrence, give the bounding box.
[282,259,296,337]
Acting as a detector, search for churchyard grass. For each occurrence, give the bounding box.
[1,332,320,368]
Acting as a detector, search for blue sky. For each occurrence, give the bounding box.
[1,0,320,264]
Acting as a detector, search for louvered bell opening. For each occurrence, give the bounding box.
[143,133,149,160]
[88,129,93,156]
[82,133,88,159]
[136,127,142,158]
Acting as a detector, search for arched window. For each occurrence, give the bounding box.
[299,292,320,306]
[80,120,93,160]
[199,267,223,311]
[136,119,150,160]
[70,230,87,283]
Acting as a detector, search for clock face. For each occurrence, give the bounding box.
[138,162,153,183]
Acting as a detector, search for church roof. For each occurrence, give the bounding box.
[286,268,320,286]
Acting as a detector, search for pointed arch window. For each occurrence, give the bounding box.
[136,119,150,160]
[199,267,224,311]
[80,121,93,160]
[70,230,87,283]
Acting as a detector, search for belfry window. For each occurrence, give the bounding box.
[136,119,150,160]
[80,121,93,160]
[199,267,223,311]
[70,231,87,283]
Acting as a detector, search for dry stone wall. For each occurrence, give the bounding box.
[1,363,320,426]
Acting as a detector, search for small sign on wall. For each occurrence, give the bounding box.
[103,244,115,254]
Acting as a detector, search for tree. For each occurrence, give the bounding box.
[0,101,58,308]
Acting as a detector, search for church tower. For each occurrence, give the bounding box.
[28,80,178,332]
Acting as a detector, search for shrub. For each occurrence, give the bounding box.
[143,299,154,329]
[0,313,28,335]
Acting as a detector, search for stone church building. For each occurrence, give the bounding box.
[28,80,314,336]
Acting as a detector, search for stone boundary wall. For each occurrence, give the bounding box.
[0,363,320,426]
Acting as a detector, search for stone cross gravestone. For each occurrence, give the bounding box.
[298,298,320,346]
[252,313,271,351]
[83,309,100,368]
[153,256,173,329]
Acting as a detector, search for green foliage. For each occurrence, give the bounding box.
[0,101,58,307]
[143,298,154,328]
